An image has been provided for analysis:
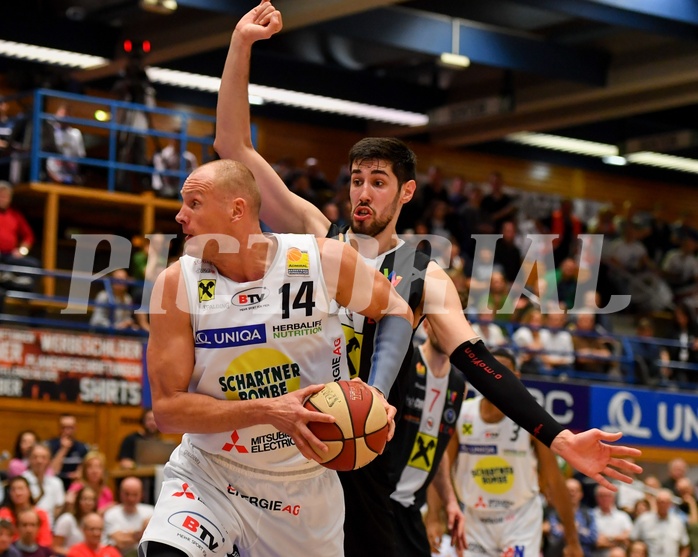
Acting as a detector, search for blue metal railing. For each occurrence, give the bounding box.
[0,263,147,337]
[5,88,216,192]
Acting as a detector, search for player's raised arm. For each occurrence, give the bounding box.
[421,261,642,489]
[215,0,329,235]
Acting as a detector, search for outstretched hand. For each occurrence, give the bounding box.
[235,0,282,44]
[551,429,643,490]
[267,383,335,463]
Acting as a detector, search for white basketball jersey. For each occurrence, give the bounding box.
[180,234,349,474]
[453,396,539,516]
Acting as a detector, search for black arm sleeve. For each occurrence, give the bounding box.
[450,339,564,447]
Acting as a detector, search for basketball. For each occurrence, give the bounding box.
[304,380,389,471]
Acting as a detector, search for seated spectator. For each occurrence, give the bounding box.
[65,452,113,515]
[662,458,689,497]
[424,200,458,240]
[47,414,88,493]
[46,104,85,185]
[602,220,673,312]
[52,486,98,557]
[665,303,698,385]
[117,409,160,469]
[543,258,581,311]
[89,270,139,331]
[0,182,40,295]
[103,478,153,557]
[493,220,523,285]
[303,157,334,201]
[7,432,39,479]
[512,307,546,374]
[0,519,21,557]
[285,170,317,204]
[151,136,198,199]
[463,247,502,311]
[571,313,615,375]
[629,318,670,386]
[0,100,25,184]
[676,477,698,522]
[591,486,633,557]
[631,489,690,557]
[545,478,597,557]
[21,445,65,526]
[539,309,575,371]
[0,477,52,547]
[66,513,119,557]
[470,306,507,349]
[12,509,52,557]
[661,228,698,307]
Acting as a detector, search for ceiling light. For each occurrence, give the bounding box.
[626,152,698,174]
[139,0,177,14]
[439,52,470,69]
[506,132,617,158]
[0,40,108,69]
[602,155,627,166]
[145,67,427,126]
[507,131,698,175]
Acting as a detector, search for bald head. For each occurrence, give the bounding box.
[187,159,261,216]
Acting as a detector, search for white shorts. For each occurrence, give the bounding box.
[140,437,344,557]
[464,496,542,557]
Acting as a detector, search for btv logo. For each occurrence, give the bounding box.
[167,511,223,552]
[232,287,269,307]
[503,546,525,557]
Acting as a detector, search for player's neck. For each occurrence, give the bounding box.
[479,398,505,423]
[420,342,450,378]
[214,232,276,283]
[347,227,399,258]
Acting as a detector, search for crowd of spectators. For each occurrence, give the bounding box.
[0,414,164,557]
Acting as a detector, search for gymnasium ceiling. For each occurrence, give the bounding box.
[2,0,698,183]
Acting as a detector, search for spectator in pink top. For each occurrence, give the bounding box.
[7,432,38,479]
[66,453,114,515]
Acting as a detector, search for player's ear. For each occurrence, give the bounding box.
[230,197,246,222]
[400,180,416,203]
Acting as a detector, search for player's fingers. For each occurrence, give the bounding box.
[297,424,330,455]
[608,447,643,464]
[608,456,641,472]
[591,473,614,491]
[255,4,276,24]
[602,465,634,485]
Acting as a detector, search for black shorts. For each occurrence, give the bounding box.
[392,499,431,557]
[340,459,397,557]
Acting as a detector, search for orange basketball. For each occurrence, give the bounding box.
[304,380,389,471]
[287,248,303,262]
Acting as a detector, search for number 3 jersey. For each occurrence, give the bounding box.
[179,233,349,475]
[453,396,540,516]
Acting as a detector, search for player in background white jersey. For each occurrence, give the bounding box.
[427,349,582,557]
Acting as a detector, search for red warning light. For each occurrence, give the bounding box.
[123,39,133,53]
[142,40,151,53]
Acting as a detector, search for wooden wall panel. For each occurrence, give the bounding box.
[0,400,180,476]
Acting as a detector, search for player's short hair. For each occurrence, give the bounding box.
[348,137,417,186]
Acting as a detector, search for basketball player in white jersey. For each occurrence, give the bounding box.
[428,349,582,557]
[138,159,415,557]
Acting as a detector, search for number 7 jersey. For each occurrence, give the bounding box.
[179,233,349,474]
